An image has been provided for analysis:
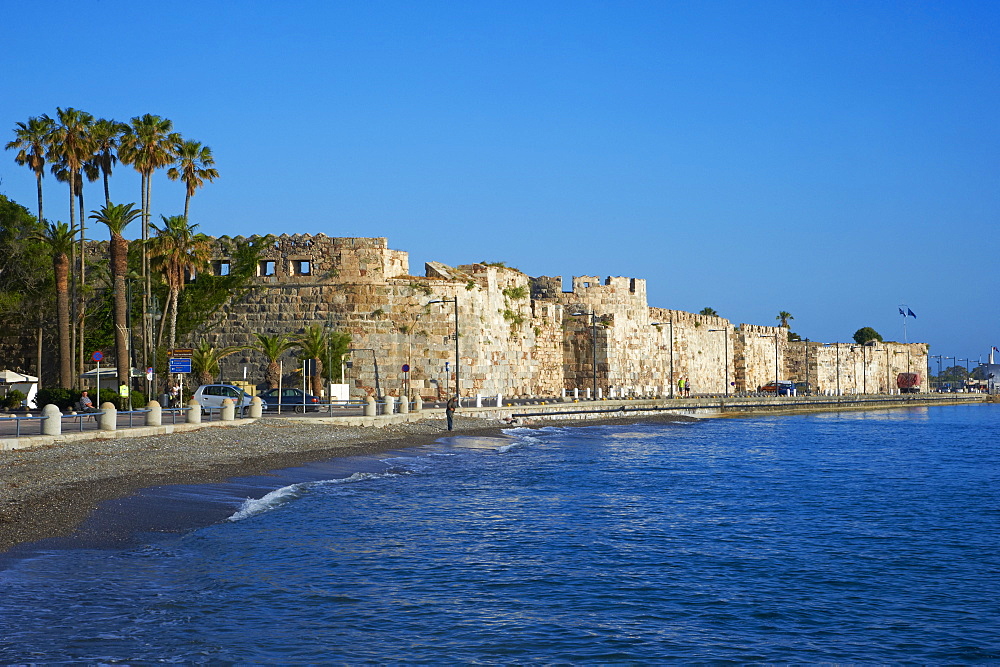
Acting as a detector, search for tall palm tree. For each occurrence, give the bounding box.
[91,202,142,389]
[119,114,180,374]
[167,140,219,219]
[118,114,180,248]
[6,114,54,225]
[776,311,794,328]
[30,221,79,388]
[699,307,718,317]
[147,214,211,351]
[191,339,245,386]
[253,333,294,389]
[296,324,327,396]
[87,118,125,205]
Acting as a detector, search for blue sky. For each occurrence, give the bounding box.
[3,0,998,364]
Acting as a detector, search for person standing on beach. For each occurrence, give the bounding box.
[446,395,458,431]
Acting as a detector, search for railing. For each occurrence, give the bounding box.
[0,413,48,437]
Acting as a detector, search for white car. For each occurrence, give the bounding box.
[192,384,264,413]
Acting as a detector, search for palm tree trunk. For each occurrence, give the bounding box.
[112,234,130,388]
[35,171,44,225]
[55,253,72,388]
[184,193,190,220]
[77,179,86,383]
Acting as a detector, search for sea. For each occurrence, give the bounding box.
[1,404,999,663]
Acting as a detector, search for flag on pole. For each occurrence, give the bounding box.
[907,308,916,318]
[899,307,906,316]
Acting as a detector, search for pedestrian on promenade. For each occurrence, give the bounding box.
[169,383,180,408]
[678,377,685,397]
[446,395,458,431]
[685,378,692,397]
[119,382,131,411]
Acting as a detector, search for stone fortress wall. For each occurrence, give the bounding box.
[197,234,928,399]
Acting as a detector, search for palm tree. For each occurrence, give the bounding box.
[167,140,218,219]
[119,115,180,372]
[699,307,718,317]
[31,221,79,388]
[6,114,54,225]
[118,114,180,247]
[296,324,327,396]
[253,333,294,389]
[87,118,126,205]
[776,311,794,328]
[147,215,211,351]
[91,202,142,389]
[47,108,96,251]
[191,339,244,386]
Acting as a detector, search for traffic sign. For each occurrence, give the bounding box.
[170,348,194,357]
[91,351,103,362]
[402,364,410,373]
[168,358,193,373]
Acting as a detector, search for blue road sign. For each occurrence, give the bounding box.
[168,358,193,374]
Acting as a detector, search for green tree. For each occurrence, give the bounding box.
[325,330,352,383]
[699,307,718,317]
[853,327,883,345]
[87,118,126,205]
[191,339,244,386]
[776,311,793,327]
[148,215,212,351]
[296,324,327,396]
[253,333,294,389]
[31,221,80,388]
[6,114,54,225]
[167,139,218,219]
[0,195,48,326]
[119,114,180,246]
[91,202,142,388]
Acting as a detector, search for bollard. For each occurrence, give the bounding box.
[249,396,263,418]
[413,394,423,412]
[364,396,377,417]
[99,402,117,430]
[146,400,162,427]
[221,397,235,421]
[476,394,483,408]
[496,394,502,408]
[384,395,396,414]
[399,396,409,414]
[187,398,202,424]
[42,404,62,436]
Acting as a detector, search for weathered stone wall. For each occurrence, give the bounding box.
[787,340,929,394]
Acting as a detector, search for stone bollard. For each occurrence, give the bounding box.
[384,396,396,415]
[146,400,162,427]
[42,404,62,436]
[476,394,483,408]
[399,396,409,414]
[99,402,117,430]
[413,394,423,412]
[221,398,235,421]
[187,398,202,424]
[249,396,263,419]
[364,396,377,417]
[496,394,502,408]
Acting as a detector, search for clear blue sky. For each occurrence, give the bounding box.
[3,0,998,364]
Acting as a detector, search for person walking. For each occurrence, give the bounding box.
[684,377,692,397]
[678,377,685,397]
[446,395,458,431]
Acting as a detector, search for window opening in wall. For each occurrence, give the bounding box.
[214,260,230,276]
[259,260,276,277]
[292,259,311,276]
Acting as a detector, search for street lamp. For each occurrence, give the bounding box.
[428,297,459,401]
[928,354,942,391]
[145,295,161,398]
[650,321,674,398]
[572,311,598,400]
[759,334,779,394]
[709,328,729,396]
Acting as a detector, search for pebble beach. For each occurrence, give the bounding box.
[0,415,510,554]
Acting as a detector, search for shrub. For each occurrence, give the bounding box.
[37,387,76,411]
[853,327,883,344]
[2,389,25,410]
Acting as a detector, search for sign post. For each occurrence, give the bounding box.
[91,351,103,400]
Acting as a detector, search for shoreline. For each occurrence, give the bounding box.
[1,413,689,555]
[0,397,988,556]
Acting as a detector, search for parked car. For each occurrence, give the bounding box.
[258,387,322,412]
[192,384,264,414]
[760,381,795,396]
[793,381,813,395]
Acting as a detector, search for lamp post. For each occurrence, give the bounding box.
[348,347,381,400]
[759,334,779,394]
[428,297,459,401]
[709,328,729,396]
[928,354,942,391]
[959,358,973,392]
[650,321,674,398]
[573,311,599,400]
[145,296,161,398]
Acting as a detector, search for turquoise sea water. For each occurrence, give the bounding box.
[1,404,999,663]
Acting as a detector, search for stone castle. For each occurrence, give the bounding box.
[186,234,927,399]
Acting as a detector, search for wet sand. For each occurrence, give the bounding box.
[0,413,689,554]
